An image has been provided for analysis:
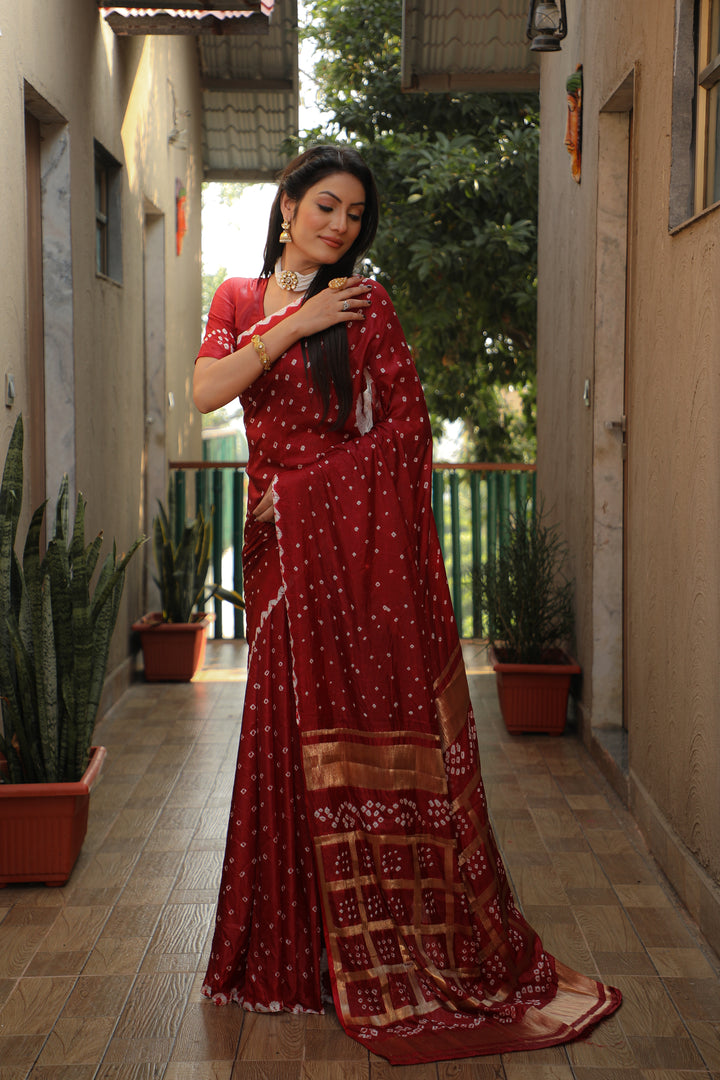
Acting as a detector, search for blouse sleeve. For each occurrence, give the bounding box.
[197,277,302,364]
[197,278,240,361]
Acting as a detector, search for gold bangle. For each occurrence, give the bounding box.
[251,334,272,373]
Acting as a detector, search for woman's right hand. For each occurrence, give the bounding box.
[253,478,277,523]
[296,276,371,337]
[194,278,373,415]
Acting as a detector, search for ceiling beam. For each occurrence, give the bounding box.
[406,70,539,92]
[204,167,279,181]
[201,76,294,92]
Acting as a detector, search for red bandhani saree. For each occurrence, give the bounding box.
[198,277,621,1065]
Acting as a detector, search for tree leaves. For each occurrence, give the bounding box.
[301,0,539,460]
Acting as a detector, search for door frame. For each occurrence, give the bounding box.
[591,68,635,735]
[23,84,75,518]
[142,203,167,613]
[24,110,46,527]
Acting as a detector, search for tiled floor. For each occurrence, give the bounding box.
[1,641,720,1079]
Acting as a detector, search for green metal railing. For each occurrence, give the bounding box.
[431,463,536,637]
[168,460,536,640]
[169,460,248,641]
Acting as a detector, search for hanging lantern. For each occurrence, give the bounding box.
[526,0,568,52]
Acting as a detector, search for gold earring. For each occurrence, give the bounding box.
[279,219,292,244]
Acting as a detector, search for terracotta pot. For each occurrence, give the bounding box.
[490,647,581,735]
[0,746,106,887]
[132,611,214,682]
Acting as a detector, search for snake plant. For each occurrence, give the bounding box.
[151,499,243,624]
[0,416,145,784]
[474,503,575,665]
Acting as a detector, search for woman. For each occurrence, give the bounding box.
[195,145,620,1066]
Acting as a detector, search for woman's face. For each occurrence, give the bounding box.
[281,171,366,271]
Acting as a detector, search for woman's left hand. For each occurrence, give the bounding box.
[253,479,277,523]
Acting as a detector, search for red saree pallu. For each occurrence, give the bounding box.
[199,277,621,1063]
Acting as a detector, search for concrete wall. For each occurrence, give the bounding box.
[0,1,203,699]
[536,0,720,951]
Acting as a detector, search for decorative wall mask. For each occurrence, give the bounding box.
[565,65,583,183]
[176,178,187,255]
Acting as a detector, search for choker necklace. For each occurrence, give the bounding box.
[274,258,317,293]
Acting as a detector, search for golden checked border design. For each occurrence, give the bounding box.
[301,645,530,1028]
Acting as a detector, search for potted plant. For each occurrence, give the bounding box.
[474,504,580,735]
[133,499,243,682]
[0,415,145,885]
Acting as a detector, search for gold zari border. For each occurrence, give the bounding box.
[434,644,471,750]
[302,740,447,793]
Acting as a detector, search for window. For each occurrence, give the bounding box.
[669,0,720,227]
[695,0,720,210]
[94,140,122,281]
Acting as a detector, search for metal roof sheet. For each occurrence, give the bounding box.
[99,6,271,33]
[101,3,265,9]
[401,0,538,92]
[100,1,298,180]
[198,0,298,180]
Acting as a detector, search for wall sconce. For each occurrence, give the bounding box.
[526,0,567,52]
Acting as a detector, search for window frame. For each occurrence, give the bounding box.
[94,140,123,283]
[695,0,720,209]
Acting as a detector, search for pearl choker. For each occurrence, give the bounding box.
[274,258,317,293]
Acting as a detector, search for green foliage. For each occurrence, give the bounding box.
[201,262,239,429]
[301,0,539,460]
[200,180,245,320]
[474,506,574,664]
[213,182,249,207]
[0,416,146,784]
[202,264,228,327]
[152,501,210,625]
[151,500,244,625]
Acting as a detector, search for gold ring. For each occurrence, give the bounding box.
[328,277,347,291]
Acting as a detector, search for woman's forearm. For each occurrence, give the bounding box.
[193,307,312,414]
[194,278,370,414]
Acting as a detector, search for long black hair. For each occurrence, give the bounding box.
[260,146,379,428]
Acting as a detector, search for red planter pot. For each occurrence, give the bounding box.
[0,746,106,887]
[490,647,581,735]
[133,611,214,682]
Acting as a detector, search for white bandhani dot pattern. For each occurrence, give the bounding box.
[199,276,621,1062]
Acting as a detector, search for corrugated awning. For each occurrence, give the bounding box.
[101,2,266,7]
[401,0,538,92]
[198,0,298,180]
[99,6,271,34]
[100,2,298,181]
